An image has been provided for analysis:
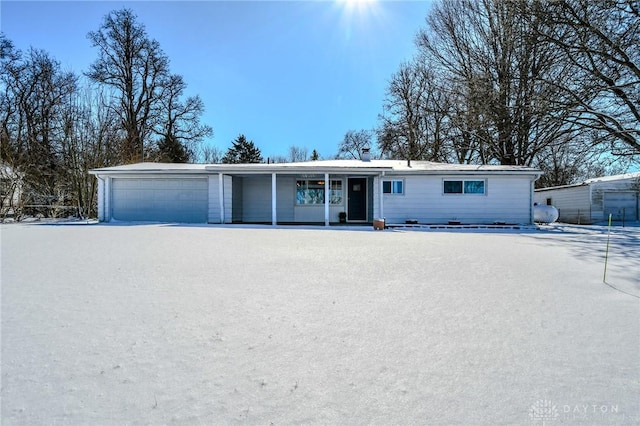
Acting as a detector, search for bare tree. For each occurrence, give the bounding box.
[416,0,579,166]
[267,155,288,164]
[198,144,222,164]
[378,61,435,161]
[58,83,121,217]
[287,145,308,162]
[154,74,213,163]
[338,129,374,159]
[1,33,123,219]
[378,57,485,164]
[0,38,78,213]
[536,0,640,156]
[86,8,169,163]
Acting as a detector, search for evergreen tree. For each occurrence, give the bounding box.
[222,134,263,163]
[156,135,190,163]
[310,149,320,161]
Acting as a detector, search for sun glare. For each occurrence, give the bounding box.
[333,0,384,45]
[337,0,377,13]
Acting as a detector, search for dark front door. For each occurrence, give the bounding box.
[347,178,367,221]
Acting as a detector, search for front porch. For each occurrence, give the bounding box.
[223,173,378,226]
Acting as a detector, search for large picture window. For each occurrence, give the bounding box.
[443,179,485,195]
[296,179,343,204]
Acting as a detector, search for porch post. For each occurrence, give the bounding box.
[272,173,277,225]
[379,173,384,221]
[219,173,225,223]
[324,173,330,226]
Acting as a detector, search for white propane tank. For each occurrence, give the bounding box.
[533,203,559,223]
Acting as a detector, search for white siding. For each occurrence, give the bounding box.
[535,185,591,224]
[96,176,106,221]
[224,175,232,223]
[536,175,640,223]
[207,174,232,223]
[232,176,243,222]
[276,176,295,222]
[208,175,219,223]
[294,205,344,222]
[241,176,272,222]
[382,175,533,224]
[233,175,348,223]
[591,178,639,222]
[602,192,638,222]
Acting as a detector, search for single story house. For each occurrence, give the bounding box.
[534,172,640,224]
[89,159,542,226]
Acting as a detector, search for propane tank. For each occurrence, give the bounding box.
[533,203,559,223]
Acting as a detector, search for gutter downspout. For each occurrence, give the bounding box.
[531,172,542,225]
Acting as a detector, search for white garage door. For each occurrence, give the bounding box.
[603,191,638,221]
[112,178,208,223]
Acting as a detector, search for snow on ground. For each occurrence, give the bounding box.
[1,222,638,425]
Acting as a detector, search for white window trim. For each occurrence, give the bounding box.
[383,179,405,195]
[328,179,344,205]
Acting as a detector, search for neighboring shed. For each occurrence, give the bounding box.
[90,160,542,226]
[1,163,23,219]
[534,172,640,224]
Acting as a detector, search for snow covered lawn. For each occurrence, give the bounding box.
[2,223,639,425]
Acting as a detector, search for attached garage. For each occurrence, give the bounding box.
[111,177,208,223]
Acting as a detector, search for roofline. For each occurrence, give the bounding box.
[203,164,393,174]
[535,182,587,192]
[90,162,542,176]
[89,168,542,177]
[89,168,208,175]
[535,171,640,191]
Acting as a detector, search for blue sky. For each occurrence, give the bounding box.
[1,1,432,160]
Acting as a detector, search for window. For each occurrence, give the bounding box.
[443,180,463,194]
[296,179,343,204]
[464,180,485,194]
[443,180,485,195]
[383,180,404,194]
[329,180,343,204]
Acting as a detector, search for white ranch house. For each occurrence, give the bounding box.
[90,160,542,226]
[534,172,640,224]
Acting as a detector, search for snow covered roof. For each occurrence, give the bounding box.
[91,160,541,176]
[583,171,640,185]
[536,171,640,192]
[91,162,209,174]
